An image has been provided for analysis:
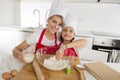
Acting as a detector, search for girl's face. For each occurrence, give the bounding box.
[47,15,63,33]
[62,27,75,41]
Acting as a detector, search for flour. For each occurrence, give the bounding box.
[43,56,68,70]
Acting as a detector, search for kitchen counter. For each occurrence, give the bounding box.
[1,26,120,40]
[0,26,94,37]
[0,26,35,33]
[91,31,120,40]
[76,30,93,38]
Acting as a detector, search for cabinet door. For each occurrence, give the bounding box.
[75,36,108,62]
[75,36,93,49]
[75,36,93,58]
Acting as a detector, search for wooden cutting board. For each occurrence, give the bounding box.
[12,63,37,80]
[37,58,80,80]
[13,54,84,80]
[84,62,120,80]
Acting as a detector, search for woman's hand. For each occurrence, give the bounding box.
[17,52,26,63]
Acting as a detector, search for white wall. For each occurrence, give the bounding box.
[0,0,15,26]
[20,2,120,33]
[20,2,51,28]
[68,3,120,33]
[0,0,20,26]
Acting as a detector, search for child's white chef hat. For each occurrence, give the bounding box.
[49,0,68,19]
[65,14,78,33]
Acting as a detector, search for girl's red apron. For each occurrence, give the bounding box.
[35,29,62,54]
[64,48,78,57]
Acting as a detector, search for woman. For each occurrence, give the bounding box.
[13,0,68,62]
[13,15,64,62]
[55,14,87,59]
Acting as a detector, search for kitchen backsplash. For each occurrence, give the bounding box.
[0,1,120,33]
[20,2,120,33]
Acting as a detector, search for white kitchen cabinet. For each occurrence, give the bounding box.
[0,29,33,55]
[75,35,108,62]
[75,36,93,57]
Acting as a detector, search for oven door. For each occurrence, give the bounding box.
[92,37,120,62]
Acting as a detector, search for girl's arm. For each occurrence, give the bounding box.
[65,39,87,49]
[56,39,87,59]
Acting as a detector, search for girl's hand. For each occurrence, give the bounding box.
[55,45,68,60]
[55,49,64,60]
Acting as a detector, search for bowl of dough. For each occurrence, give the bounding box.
[43,56,69,70]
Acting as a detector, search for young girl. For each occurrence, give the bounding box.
[56,14,87,59]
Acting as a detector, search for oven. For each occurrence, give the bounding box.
[91,31,120,63]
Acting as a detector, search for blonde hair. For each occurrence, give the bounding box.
[48,15,65,28]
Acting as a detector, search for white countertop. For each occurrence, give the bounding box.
[0,26,35,32]
[0,26,93,37]
[1,26,120,39]
[91,31,120,39]
[76,30,93,38]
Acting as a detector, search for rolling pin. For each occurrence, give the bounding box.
[32,60,45,80]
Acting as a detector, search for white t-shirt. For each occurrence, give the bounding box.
[26,28,61,46]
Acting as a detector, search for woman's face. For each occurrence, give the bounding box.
[47,15,63,33]
[62,27,75,41]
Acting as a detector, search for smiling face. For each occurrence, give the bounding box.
[61,26,75,41]
[47,15,64,33]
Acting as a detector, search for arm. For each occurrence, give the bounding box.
[12,40,30,63]
[64,39,87,49]
[56,39,87,59]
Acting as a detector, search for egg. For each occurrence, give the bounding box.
[10,69,17,77]
[2,72,12,80]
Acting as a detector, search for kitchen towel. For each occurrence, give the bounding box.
[84,62,120,80]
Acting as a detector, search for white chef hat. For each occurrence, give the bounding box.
[49,0,68,19]
[65,14,78,34]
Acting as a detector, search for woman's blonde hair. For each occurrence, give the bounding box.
[48,15,65,28]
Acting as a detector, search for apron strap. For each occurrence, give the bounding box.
[54,33,63,46]
[54,33,57,45]
[37,29,46,44]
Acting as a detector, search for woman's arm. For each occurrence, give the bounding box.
[12,40,30,63]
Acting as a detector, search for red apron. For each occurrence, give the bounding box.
[64,48,78,57]
[35,29,62,54]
